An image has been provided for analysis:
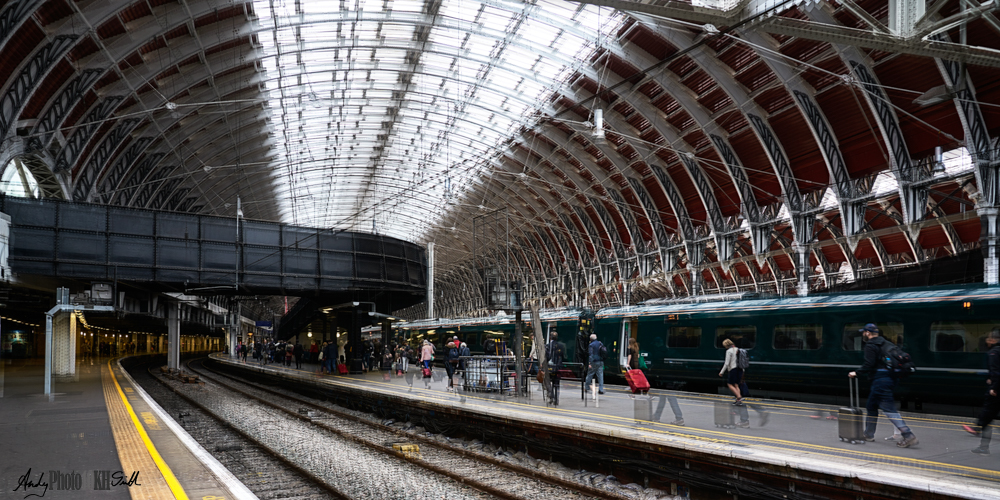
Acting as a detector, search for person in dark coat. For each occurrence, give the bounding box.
[546,332,566,406]
[965,329,1000,454]
[293,342,304,369]
[849,323,918,448]
[445,342,460,390]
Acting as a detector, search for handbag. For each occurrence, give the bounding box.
[536,371,544,383]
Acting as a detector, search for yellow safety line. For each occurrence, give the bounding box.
[108,360,189,500]
[357,369,1000,478]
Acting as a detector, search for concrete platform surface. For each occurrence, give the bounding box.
[214,353,1000,499]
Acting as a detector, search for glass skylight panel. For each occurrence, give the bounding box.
[255,0,616,236]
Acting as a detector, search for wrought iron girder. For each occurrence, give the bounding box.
[607,187,646,249]
[746,113,803,212]
[151,177,183,210]
[0,0,38,48]
[933,35,999,208]
[762,15,1000,68]
[649,164,696,241]
[589,196,628,260]
[627,177,672,248]
[31,68,104,150]
[529,119,643,247]
[792,91,854,200]
[677,151,733,234]
[134,166,174,208]
[74,119,143,201]
[54,96,123,173]
[579,45,763,228]
[114,152,165,206]
[709,134,760,223]
[90,136,154,202]
[0,35,78,140]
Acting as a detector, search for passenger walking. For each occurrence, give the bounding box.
[293,341,303,369]
[719,339,743,405]
[458,342,470,384]
[734,376,769,428]
[848,323,919,448]
[627,338,640,371]
[323,341,336,374]
[420,340,434,370]
[309,341,319,364]
[584,334,605,395]
[240,342,248,362]
[546,331,566,406]
[964,328,1000,454]
[445,341,460,390]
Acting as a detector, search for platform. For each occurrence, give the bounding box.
[0,356,255,500]
[211,353,999,499]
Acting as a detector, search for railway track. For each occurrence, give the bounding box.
[127,357,337,499]
[176,357,632,499]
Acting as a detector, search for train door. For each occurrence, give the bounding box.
[618,317,638,368]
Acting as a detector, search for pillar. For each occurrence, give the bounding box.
[50,310,77,377]
[348,307,363,373]
[427,242,435,318]
[982,208,999,286]
[167,302,180,370]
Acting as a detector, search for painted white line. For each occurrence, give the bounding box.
[116,359,259,500]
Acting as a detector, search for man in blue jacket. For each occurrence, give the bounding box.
[849,323,918,448]
[584,334,605,395]
[964,329,1000,454]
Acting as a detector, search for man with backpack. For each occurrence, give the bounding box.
[584,334,606,395]
[848,323,919,448]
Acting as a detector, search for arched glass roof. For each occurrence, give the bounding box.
[254,0,622,239]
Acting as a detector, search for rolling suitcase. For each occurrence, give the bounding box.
[625,368,650,394]
[839,377,866,444]
[714,400,736,428]
[337,363,349,375]
[633,395,652,422]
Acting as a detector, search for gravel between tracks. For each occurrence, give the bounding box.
[192,360,679,500]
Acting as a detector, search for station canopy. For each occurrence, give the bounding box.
[1,0,999,312]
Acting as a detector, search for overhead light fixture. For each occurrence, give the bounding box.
[913,85,954,108]
[932,146,946,174]
[592,108,606,145]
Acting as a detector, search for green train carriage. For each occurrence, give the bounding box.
[395,308,594,368]
[593,284,1000,406]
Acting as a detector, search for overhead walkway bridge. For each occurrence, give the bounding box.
[2,194,427,305]
[1,194,428,375]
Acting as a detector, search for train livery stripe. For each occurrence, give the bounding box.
[655,358,983,374]
[106,360,190,500]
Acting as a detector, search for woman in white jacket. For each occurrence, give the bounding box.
[718,339,743,405]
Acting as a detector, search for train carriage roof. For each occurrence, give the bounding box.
[596,284,1000,318]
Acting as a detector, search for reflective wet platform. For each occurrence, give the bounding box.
[211,353,999,499]
[0,356,254,500]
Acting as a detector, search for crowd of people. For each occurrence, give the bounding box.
[230,322,1000,457]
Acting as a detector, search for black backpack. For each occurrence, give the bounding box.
[597,342,607,360]
[881,341,916,378]
[737,348,750,370]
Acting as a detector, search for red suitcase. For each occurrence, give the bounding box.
[625,368,650,394]
[337,363,349,375]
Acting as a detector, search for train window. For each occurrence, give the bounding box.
[841,322,904,351]
[667,326,701,348]
[715,326,756,349]
[930,321,999,352]
[773,324,822,350]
